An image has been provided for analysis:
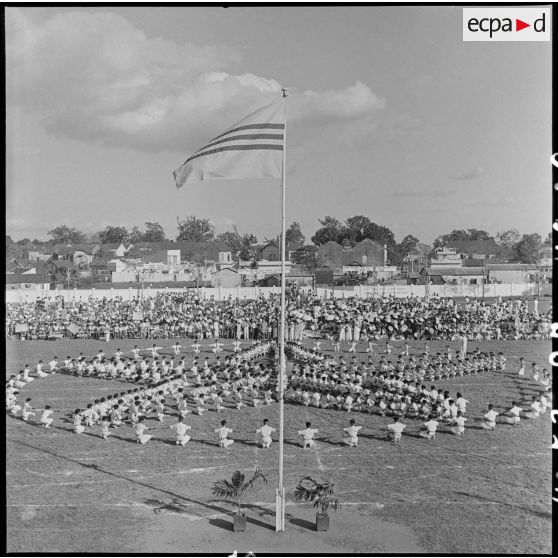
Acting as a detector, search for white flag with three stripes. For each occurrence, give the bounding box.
[173,100,285,188]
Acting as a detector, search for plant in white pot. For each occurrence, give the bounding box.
[294,476,340,531]
[211,467,267,532]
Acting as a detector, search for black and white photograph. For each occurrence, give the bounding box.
[4,4,554,555]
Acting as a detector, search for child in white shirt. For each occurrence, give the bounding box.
[40,406,54,428]
[256,419,276,448]
[343,418,361,447]
[481,404,499,430]
[215,420,234,448]
[170,416,192,446]
[298,421,319,448]
[448,411,467,436]
[386,417,406,442]
[421,418,439,440]
[73,409,85,433]
[134,417,152,444]
[22,398,35,421]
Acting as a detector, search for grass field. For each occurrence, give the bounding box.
[5,337,552,554]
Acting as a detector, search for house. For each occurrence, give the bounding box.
[127,242,232,265]
[445,239,499,260]
[420,267,485,285]
[259,241,281,261]
[98,243,129,258]
[6,273,52,290]
[27,249,53,261]
[316,239,386,268]
[52,243,100,267]
[211,267,241,288]
[430,247,462,268]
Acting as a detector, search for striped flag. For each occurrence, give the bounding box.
[173,100,285,188]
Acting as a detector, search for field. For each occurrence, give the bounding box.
[5,336,552,554]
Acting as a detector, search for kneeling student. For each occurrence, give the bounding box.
[215,420,234,448]
[256,418,276,448]
[343,418,361,447]
[170,416,192,446]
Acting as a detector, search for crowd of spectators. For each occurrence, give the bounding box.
[5,287,551,342]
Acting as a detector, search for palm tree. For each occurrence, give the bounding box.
[211,467,267,517]
[294,476,340,517]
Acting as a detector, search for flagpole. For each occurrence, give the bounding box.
[276,88,288,532]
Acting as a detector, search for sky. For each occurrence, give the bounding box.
[5,6,552,245]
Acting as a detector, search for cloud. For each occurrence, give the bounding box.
[449,165,486,181]
[6,9,385,153]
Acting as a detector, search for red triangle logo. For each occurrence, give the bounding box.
[516,19,530,31]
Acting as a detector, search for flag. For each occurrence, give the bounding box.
[173,100,285,188]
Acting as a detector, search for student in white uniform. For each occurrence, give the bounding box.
[215,420,234,448]
[134,417,152,444]
[386,417,406,442]
[448,411,467,436]
[23,365,34,383]
[36,360,48,378]
[256,419,276,448]
[421,418,439,440]
[501,401,522,425]
[48,357,59,374]
[481,404,499,430]
[212,340,223,353]
[150,344,163,358]
[22,398,36,421]
[6,391,21,416]
[40,406,54,428]
[131,346,141,360]
[170,416,192,446]
[100,416,110,439]
[73,409,85,433]
[343,418,361,447]
[298,421,319,448]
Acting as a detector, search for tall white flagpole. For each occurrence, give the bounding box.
[276,88,288,532]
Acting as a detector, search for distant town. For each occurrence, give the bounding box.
[6,216,551,292]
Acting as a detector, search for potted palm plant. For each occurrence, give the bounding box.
[211,467,267,532]
[294,476,340,531]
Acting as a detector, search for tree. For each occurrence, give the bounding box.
[176,216,215,242]
[514,233,542,264]
[399,234,419,258]
[434,228,491,248]
[311,216,344,245]
[143,222,166,243]
[344,215,372,244]
[544,231,552,246]
[128,226,144,244]
[496,229,521,248]
[285,221,305,249]
[216,227,258,261]
[48,225,86,244]
[99,226,129,244]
